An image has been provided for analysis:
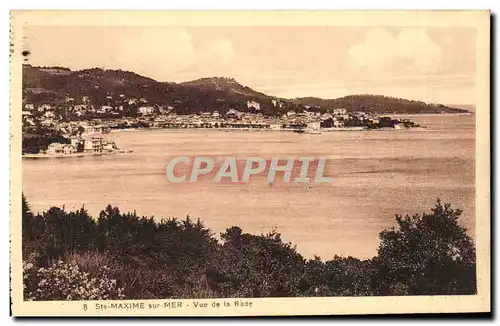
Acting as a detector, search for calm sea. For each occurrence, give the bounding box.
[22,114,475,259]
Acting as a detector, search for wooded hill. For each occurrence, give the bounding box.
[22,65,470,116]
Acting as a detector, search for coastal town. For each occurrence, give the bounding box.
[22,92,420,156]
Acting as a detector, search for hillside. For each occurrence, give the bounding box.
[22,65,288,116]
[291,95,470,114]
[180,77,268,98]
[22,65,470,115]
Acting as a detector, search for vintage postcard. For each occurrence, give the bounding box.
[10,10,490,316]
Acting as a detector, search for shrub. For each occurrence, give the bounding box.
[23,259,125,301]
[376,199,476,295]
[208,227,307,297]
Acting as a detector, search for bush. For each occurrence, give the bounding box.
[207,227,307,297]
[23,259,125,301]
[375,199,476,295]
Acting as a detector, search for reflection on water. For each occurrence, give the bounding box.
[22,114,475,259]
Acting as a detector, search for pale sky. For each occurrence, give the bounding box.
[24,26,476,104]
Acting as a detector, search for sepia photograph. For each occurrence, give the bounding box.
[9,10,490,316]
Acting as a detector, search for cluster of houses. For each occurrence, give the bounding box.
[137,107,393,131]
[22,92,415,139]
[45,136,118,156]
[23,93,166,123]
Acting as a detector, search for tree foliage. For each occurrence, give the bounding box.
[21,195,476,300]
[375,200,476,295]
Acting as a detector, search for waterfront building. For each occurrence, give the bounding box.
[70,137,82,148]
[46,143,63,155]
[84,137,104,153]
[103,141,117,152]
[63,144,75,154]
[46,143,75,155]
[307,122,321,131]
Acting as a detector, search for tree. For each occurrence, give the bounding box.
[323,256,376,296]
[76,142,84,152]
[320,118,334,128]
[209,227,307,297]
[22,194,46,263]
[375,199,476,295]
[22,193,33,236]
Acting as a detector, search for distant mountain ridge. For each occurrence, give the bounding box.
[22,64,470,115]
[290,95,470,115]
[180,77,268,97]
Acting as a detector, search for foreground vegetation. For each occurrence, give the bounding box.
[22,195,476,300]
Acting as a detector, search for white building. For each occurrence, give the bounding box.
[103,141,117,152]
[84,137,104,153]
[43,111,55,119]
[138,106,155,115]
[333,108,347,115]
[247,100,261,111]
[99,105,113,113]
[38,104,52,112]
[70,137,81,148]
[226,109,241,118]
[46,143,63,155]
[270,124,281,130]
[307,122,321,131]
[271,99,285,108]
[64,145,75,154]
[46,143,75,155]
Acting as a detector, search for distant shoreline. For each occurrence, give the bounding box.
[106,126,433,134]
[389,112,474,117]
[22,150,133,159]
